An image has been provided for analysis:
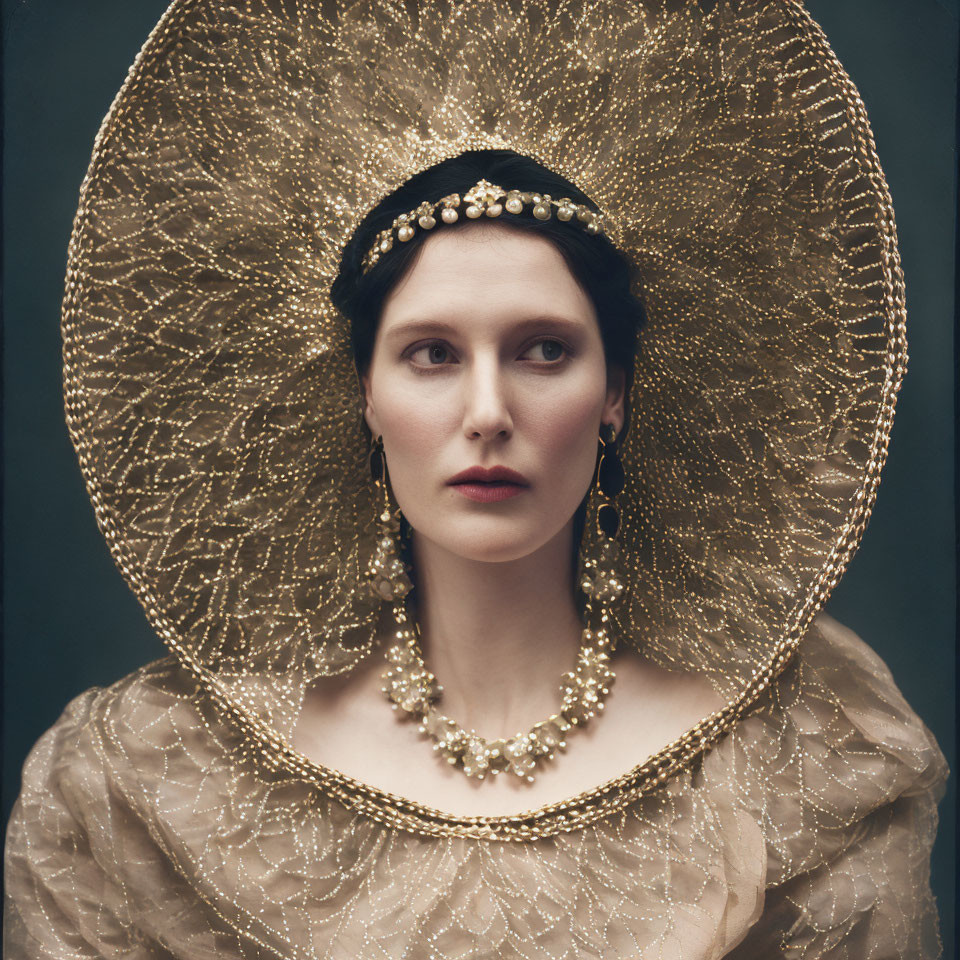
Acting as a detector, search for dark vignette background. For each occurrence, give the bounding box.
[3,0,957,951]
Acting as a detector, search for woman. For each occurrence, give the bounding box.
[4,0,948,956]
[294,150,728,814]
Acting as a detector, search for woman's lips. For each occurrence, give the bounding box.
[446,465,529,500]
[451,481,527,503]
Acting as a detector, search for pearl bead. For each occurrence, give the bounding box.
[465,204,482,218]
[440,207,458,223]
[485,203,503,217]
[505,197,523,214]
[397,224,414,241]
[418,214,436,229]
[533,203,550,220]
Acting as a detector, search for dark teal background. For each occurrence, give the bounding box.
[4,0,956,951]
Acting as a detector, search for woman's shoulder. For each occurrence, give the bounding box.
[801,610,946,775]
[5,660,307,951]
[705,610,949,881]
[784,610,948,791]
[805,609,915,688]
[11,657,208,815]
[710,612,951,957]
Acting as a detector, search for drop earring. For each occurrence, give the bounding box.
[596,422,624,538]
[364,434,413,602]
[580,422,626,621]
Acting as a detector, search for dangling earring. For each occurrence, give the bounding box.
[578,421,626,657]
[579,423,625,704]
[596,422,624,539]
[581,422,626,605]
[364,434,413,602]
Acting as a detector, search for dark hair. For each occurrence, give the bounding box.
[332,149,647,580]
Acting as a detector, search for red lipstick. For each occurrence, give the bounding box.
[447,465,529,503]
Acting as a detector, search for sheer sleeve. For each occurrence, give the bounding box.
[725,785,945,957]
[720,613,949,959]
[3,687,170,959]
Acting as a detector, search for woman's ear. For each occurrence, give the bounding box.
[603,365,626,437]
[361,371,380,437]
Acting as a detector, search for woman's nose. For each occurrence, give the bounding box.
[461,355,513,441]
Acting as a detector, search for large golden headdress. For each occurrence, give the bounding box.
[62,0,905,838]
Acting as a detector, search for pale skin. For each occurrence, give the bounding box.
[292,221,724,817]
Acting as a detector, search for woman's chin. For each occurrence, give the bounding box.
[417,527,556,565]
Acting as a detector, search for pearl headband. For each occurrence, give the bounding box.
[360,177,608,274]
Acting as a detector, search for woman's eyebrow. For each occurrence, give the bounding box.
[383,315,586,341]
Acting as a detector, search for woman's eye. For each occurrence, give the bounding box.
[408,341,454,367]
[524,339,569,363]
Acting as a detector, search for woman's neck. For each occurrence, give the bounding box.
[408,522,583,738]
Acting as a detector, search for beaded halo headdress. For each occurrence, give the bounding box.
[61,0,906,838]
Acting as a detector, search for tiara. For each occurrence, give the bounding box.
[360,178,608,274]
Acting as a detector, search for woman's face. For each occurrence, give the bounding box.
[362,221,625,564]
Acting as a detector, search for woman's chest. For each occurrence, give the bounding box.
[290,653,727,818]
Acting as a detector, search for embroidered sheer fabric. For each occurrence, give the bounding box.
[4,613,947,958]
